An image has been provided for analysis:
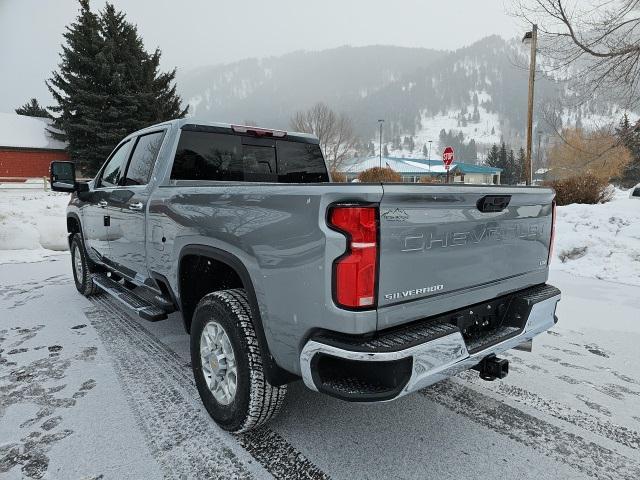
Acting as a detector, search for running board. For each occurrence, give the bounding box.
[93,274,168,322]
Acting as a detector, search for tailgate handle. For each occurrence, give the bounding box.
[477,195,511,213]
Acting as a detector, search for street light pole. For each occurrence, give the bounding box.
[523,24,538,186]
[378,119,384,168]
[428,140,432,173]
[535,132,542,183]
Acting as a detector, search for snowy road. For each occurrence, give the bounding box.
[1,256,639,479]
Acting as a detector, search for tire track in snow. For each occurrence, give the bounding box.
[457,370,640,451]
[422,380,640,480]
[86,296,328,480]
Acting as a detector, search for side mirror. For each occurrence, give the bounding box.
[50,161,77,192]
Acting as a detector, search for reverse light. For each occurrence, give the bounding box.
[548,200,557,264]
[328,205,379,309]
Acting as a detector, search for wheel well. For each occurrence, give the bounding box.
[179,254,244,332]
[67,216,80,234]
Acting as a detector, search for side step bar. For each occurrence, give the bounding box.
[93,274,167,321]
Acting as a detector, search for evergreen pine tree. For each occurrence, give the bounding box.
[486,144,500,167]
[505,149,516,185]
[47,1,187,175]
[516,147,526,184]
[15,98,52,118]
[383,144,389,157]
[47,0,104,174]
[472,105,480,123]
[486,142,510,183]
[616,114,640,186]
[467,139,477,161]
[498,142,508,170]
[422,144,428,157]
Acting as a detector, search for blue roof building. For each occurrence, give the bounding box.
[341,156,502,184]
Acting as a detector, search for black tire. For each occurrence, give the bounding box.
[70,233,98,297]
[190,289,287,433]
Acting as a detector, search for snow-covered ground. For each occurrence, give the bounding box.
[1,255,638,479]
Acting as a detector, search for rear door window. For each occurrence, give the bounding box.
[276,140,329,183]
[633,187,640,197]
[123,131,165,186]
[171,131,242,181]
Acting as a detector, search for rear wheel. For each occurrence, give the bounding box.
[190,289,287,433]
[70,234,98,296]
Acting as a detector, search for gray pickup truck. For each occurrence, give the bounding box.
[51,119,560,433]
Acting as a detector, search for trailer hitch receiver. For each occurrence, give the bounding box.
[474,354,509,381]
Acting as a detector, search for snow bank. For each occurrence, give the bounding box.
[550,189,640,286]
[0,189,70,264]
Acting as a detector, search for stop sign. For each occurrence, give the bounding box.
[442,146,454,170]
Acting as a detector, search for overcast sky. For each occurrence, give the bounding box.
[0,0,522,113]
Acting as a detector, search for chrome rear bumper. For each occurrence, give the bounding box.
[300,287,560,401]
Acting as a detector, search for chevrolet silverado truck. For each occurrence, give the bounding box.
[50,119,560,433]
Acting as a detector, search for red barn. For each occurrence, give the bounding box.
[0,112,69,179]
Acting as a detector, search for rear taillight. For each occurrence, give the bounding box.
[548,200,557,264]
[328,205,379,309]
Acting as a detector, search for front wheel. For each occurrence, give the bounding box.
[190,289,287,433]
[70,234,98,296]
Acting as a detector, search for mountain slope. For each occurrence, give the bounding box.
[179,45,446,128]
[178,37,635,159]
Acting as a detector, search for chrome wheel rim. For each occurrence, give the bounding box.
[73,244,84,281]
[200,320,237,405]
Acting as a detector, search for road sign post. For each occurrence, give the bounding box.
[442,146,454,183]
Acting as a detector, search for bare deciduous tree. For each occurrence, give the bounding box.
[513,0,640,106]
[289,102,358,171]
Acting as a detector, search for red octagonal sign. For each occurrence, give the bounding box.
[442,146,454,170]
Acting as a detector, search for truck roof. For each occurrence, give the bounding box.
[131,118,319,144]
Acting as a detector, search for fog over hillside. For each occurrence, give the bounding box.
[179,36,638,161]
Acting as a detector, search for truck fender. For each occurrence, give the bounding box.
[177,244,297,386]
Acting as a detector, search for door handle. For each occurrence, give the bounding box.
[128,202,144,211]
[98,200,108,208]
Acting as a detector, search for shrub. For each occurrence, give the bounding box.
[419,175,442,184]
[547,128,630,182]
[357,167,402,183]
[330,170,347,182]
[543,173,614,205]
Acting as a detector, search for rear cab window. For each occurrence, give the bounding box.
[170,128,329,183]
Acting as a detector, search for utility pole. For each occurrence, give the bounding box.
[428,140,432,173]
[523,24,538,186]
[378,119,384,168]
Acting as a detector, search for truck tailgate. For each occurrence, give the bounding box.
[377,184,555,323]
